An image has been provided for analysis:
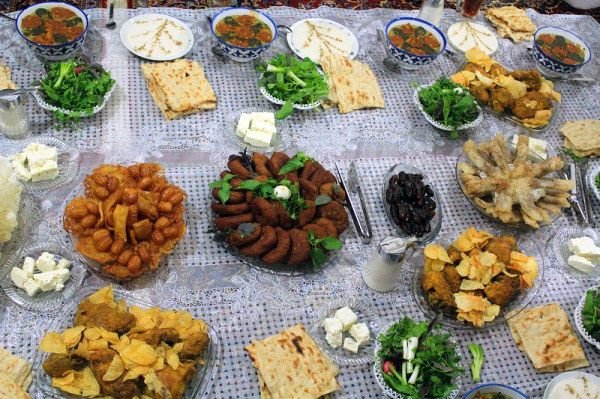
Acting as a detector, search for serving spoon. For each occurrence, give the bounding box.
[205,15,228,62]
[105,3,116,30]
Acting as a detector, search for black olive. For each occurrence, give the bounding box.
[424,185,434,197]
[386,187,394,203]
[424,222,431,233]
[389,175,398,188]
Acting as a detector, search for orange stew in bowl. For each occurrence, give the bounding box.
[21,6,84,45]
[215,14,273,48]
[536,33,586,65]
[388,23,441,56]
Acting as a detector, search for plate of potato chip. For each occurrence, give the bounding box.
[411,226,544,329]
[34,285,220,399]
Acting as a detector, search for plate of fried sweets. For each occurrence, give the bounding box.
[63,163,187,281]
[35,285,220,398]
[209,150,350,275]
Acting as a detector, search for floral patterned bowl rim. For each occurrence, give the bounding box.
[533,26,592,69]
[210,7,278,51]
[258,71,324,110]
[385,17,447,61]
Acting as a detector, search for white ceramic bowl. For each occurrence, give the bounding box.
[16,2,88,61]
[463,383,528,399]
[385,17,446,71]
[533,27,591,74]
[210,7,277,62]
[543,371,600,399]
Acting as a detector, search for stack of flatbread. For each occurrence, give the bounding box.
[0,64,17,90]
[245,324,340,399]
[561,119,600,157]
[141,59,217,120]
[0,346,32,399]
[508,303,589,373]
[320,53,385,114]
[485,6,536,42]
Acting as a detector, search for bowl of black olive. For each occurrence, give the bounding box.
[382,163,442,244]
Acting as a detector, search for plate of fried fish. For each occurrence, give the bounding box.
[34,286,220,399]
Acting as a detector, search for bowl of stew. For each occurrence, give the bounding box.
[210,7,277,62]
[16,2,88,61]
[462,383,528,399]
[532,27,591,74]
[385,16,446,70]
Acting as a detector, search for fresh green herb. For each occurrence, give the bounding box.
[278,151,313,175]
[418,78,479,139]
[378,317,463,399]
[208,174,235,204]
[314,194,332,206]
[582,288,600,341]
[562,147,587,162]
[595,173,600,191]
[257,54,329,119]
[307,230,342,267]
[41,59,115,124]
[468,343,485,382]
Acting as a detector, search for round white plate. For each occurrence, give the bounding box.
[285,18,359,64]
[119,14,194,61]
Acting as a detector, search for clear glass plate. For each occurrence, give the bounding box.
[574,285,600,351]
[373,320,462,399]
[1,241,87,311]
[32,285,220,399]
[1,136,80,194]
[308,297,383,366]
[382,163,443,245]
[550,226,600,281]
[224,107,291,152]
[410,228,545,329]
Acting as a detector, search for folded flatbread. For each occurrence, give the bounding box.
[320,53,384,114]
[0,347,32,390]
[0,371,30,399]
[508,303,589,372]
[245,324,339,399]
[141,59,217,120]
[561,119,600,157]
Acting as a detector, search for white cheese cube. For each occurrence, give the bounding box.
[56,258,72,269]
[250,119,277,135]
[569,237,600,262]
[36,252,57,272]
[22,257,36,277]
[29,160,59,182]
[349,322,370,345]
[24,143,57,168]
[243,129,272,148]
[322,317,343,335]
[325,331,343,349]
[10,267,28,289]
[236,113,251,138]
[511,135,547,160]
[568,255,595,273]
[10,157,31,181]
[334,306,358,331]
[55,283,65,292]
[250,112,275,125]
[33,271,59,292]
[23,279,41,297]
[52,268,70,286]
[343,337,360,354]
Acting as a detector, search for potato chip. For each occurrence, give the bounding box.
[87,285,114,305]
[166,342,183,370]
[453,236,474,252]
[87,338,108,351]
[509,251,539,288]
[99,329,120,345]
[460,280,485,290]
[71,338,90,360]
[39,332,68,354]
[121,340,157,368]
[465,48,494,71]
[122,366,151,381]
[479,252,497,267]
[101,355,125,382]
[496,75,527,99]
[522,110,552,129]
[456,256,471,277]
[84,327,101,341]
[454,292,488,312]
[52,368,100,397]
[111,335,131,353]
[144,372,169,398]
[63,326,86,348]
[540,79,560,102]
[424,244,452,263]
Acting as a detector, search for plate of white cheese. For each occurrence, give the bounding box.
[227,108,290,151]
[309,298,383,365]
[551,226,600,281]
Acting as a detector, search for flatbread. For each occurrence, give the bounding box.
[0,347,32,390]
[507,303,589,372]
[0,371,30,399]
[0,64,17,90]
[320,53,384,114]
[485,6,536,42]
[560,120,600,156]
[245,324,340,399]
[141,59,217,120]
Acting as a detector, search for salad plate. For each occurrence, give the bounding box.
[574,285,600,351]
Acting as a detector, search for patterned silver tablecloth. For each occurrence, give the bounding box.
[0,6,599,399]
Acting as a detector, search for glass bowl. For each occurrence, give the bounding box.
[1,241,87,311]
[550,226,600,281]
[455,146,561,229]
[574,285,600,351]
[33,285,220,399]
[410,228,544,329]
[587,163,600,203]
[382,163,443,245]
[308,297,383,366]
[373,320,462,399]
[224,107,291,152]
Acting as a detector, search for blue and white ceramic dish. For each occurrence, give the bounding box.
[532,27,591,75]
[210,7,277,62]
[385,17,446,71]
[15,2,88,61]
[463,383,529,399]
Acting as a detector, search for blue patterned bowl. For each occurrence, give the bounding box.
[532,27,591,74]
[463,383,528,399]
[385,17,446,71]
[210,7,277,63]
[15,2,88,61]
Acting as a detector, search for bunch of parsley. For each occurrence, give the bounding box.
[582,288,600,341]
[418,78,479,139]
[257,54,329,120]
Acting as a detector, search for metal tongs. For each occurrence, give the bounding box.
[566,162,594,227]
[335,161,373,244]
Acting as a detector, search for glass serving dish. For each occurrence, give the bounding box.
[33,285,221,399]
[588,163,600,203]
[224,107,291,152]
[550,226,600,281]
[1,241,87,310]
[410,228,544,329]
[574,285,600,351]
[382,163,443,245]
[1,136,80,194]
[373,321,462,399]
[308,297,383,366]
[455,146,562,229]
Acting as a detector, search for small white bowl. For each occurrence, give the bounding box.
[543,371,600,399]
[462,383,528,399]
